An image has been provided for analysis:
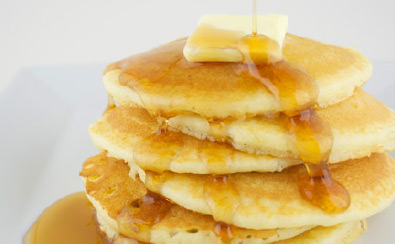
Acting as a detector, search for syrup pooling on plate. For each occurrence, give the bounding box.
[24,192,109,244]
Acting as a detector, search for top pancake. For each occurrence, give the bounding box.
[104,34,371,119]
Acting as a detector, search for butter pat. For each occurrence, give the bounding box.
[184,14,288,63]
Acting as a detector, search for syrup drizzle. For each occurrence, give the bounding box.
[204,174,240,227]
[205,175,240,243]
[239,0,350,213]
[213,221,233,244]
[105,93,116,115]
[117,192,172,236]
[108,23,351,214]
[111,38,350,214]
[252,0,258,36]
[237,58,318,116]
[24,2,354,243]
[102,5,350,244]
[107,94,116,110]
[289,110,350,212]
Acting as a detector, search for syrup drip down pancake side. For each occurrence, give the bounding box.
[168,88,395,163]
[141,153,395,230]
[103,33,379,214]
[89,89,395,175]
[89,106,301,175]
[80,153,312,244]
[78,9,395,243]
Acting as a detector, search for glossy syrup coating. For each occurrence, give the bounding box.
[23,192,109,244]
[81,153,309,242]
[117,192,172,238]
[238,33,350,213]
[213,221,234,244]
[143,153,395,230]
[104,34,371,119]
[108,31,350,214]
[288,110,350,213]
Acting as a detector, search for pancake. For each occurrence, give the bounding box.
[80,153,312,244]
[168,88,395,163]
[104,34,372,119]
[274,220,366,244]
[142,153,395,230]
[98,219,366,244]
[89,106,301,174]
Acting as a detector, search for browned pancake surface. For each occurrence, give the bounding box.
[104,34,371,119]
[81,153,309,243]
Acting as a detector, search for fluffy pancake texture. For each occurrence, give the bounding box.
[85,28,394,244]
[104,34,371,119]
[80,153,311,244]
[142,153,395,229]
[274,220,366,244]
[168,88,395,163]
[89,106,301,174]
[98,220,366,244]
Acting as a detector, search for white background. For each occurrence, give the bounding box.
[1,0,395,92]
[1,0,395,243]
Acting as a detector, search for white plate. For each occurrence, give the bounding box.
[0,62,394,243]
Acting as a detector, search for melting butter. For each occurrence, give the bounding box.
[183,14,288,63]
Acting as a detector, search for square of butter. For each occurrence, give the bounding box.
[183,14,288,63]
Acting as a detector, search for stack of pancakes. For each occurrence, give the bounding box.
[80,34,395,244]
